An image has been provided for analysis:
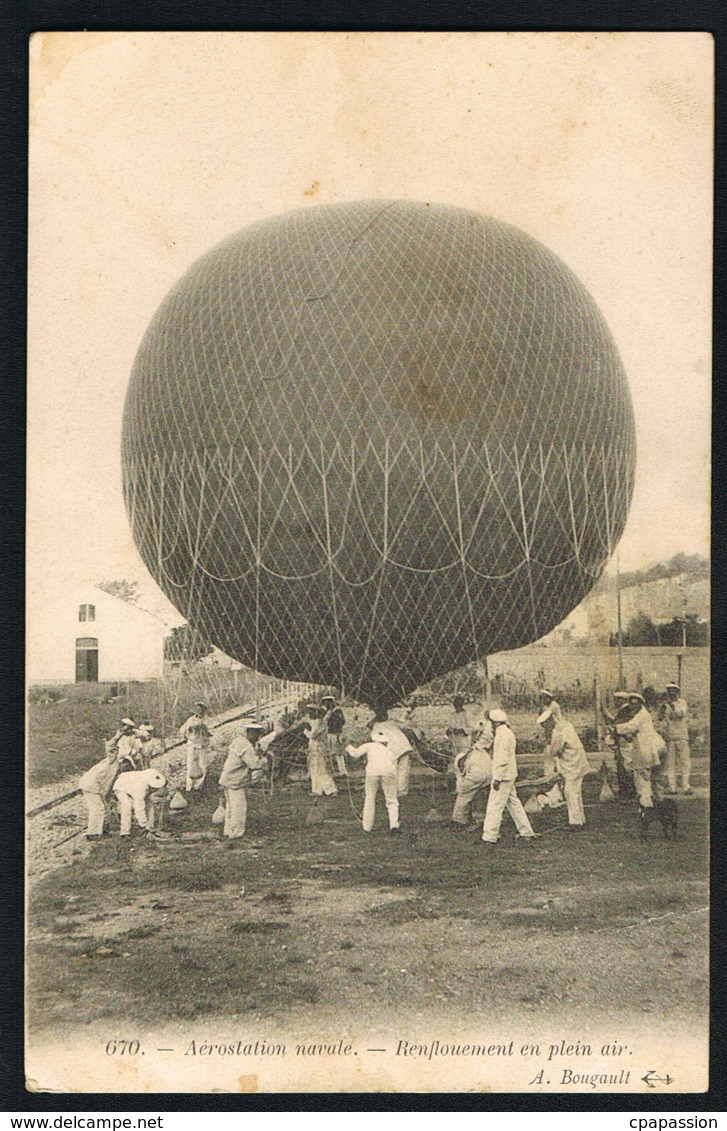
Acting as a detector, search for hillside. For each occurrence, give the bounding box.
[542,555,709,645]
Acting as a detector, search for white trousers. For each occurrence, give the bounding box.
[114,790,152,835]
[363,773,399,831]
[665,739,691,792]
[563,773,586,825]
[633,768,653,808]
[482,780,536,841]
[309,751,338,795]
[186,745,208,792]
[397,754,411,797]
[223,787,248,839]
[83,791,107,836]
[452,773,491,825]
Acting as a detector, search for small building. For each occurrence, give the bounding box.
[28,586,169,684]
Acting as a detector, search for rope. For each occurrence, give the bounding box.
[343,766,364,823]
[453,445,481,708]
[321,437,346,698]
[356,439,389,697]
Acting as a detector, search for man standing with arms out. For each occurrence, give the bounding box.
[371,711,414,798]
[481,709,540,844]
[218,721,269,848]
[659,683,692,795]
[537,712,590,829]
[179,702,215,793]
[451,713,493,830]
[346,721,402,835]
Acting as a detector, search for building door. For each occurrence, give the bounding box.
[76,637,99,682]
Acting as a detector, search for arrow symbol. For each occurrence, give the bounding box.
[642,1070,674,1088]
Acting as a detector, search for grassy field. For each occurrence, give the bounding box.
[27,680,251,788]
[27,687,162,788]
[27,762,709,1038]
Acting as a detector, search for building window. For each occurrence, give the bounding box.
[79,604,96,622]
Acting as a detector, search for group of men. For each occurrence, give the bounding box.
[343,698,541,844]
[450,694,550,841]
[76,697,348,845]
[102,716,164,772]
[78,719,166,839]
[77,682,692,846]
[602,683,692,807]
[77,702,222,842]
[447,681,692,838]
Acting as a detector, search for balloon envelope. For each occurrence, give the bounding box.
[123,200,635,708]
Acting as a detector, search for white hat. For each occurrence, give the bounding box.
[537,708,554,725]
[137,724,154,736]
[539,689,554,700]
[665,683,680,691]
[245,721,266,732]
[613,691,629,700]
[120,717,136,728]
[489,708,508,724]
[629,692,645,702]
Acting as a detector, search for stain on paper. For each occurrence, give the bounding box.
[29,32,128,124]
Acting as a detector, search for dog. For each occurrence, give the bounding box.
[639,797,678,842]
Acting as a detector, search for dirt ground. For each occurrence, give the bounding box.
[27,762,709,1044]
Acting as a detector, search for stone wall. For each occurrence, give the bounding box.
[488,645,709,702]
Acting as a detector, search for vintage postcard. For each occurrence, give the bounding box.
[26,31,712,1094]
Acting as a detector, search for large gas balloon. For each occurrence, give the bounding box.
[123,200,635,709]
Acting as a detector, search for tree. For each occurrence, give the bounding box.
[164,623,214,663]
[658,616,709,647]
[97,578,141,604]
[620,553,709,590]
[623,612,660,646]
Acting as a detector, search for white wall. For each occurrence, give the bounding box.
[28,588,167,683]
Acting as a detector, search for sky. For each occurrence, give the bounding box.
[27,32,712,626]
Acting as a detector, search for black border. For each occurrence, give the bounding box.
[3,4,724,1114]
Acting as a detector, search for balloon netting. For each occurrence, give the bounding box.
[123,201,636,708]
[124,437,633,707]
